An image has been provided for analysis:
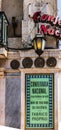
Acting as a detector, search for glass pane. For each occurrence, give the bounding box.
[2,19,7,46]
[4,21,7,45]
[5,23,6,43]
[2,17,5,43]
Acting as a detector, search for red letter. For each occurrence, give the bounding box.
[33,11,41,22]
[58,20,61,26]
[47,15,55,23]
[40,25,47,34]
[53,16,59,25]
[55,30,60,37]
[47,28,54,35]
[41,14,48,22]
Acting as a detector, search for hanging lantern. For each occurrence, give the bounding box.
[32,34,46,56]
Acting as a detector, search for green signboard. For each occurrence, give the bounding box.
[25,74,54,128]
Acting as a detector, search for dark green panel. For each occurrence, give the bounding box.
[25,74,54,129]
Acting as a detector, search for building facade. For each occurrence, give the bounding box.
[0,0,61,130]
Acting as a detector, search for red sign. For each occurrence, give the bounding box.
[32,11,61,38]
[40,24,61,38]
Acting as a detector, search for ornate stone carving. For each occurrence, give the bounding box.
[34,57,45,67]
[22,57,33,68]
[10,60,20,69]
[46,57,57,67]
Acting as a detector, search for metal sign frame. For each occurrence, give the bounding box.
[25,73,54,130]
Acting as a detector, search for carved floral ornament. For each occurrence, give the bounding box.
[10,57,57,69]
[22,57,57,68]
[32,11,61,39]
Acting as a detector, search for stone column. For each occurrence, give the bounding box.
[54,72,58,130]
[21,72,25,130]
[0,69,5,125]
[58,72,61,130]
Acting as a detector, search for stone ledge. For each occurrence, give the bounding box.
[20,49,60,58]
[7,51,20,59]
[0,48,7,58]
[7,49,61,59]
[5,68,61,73]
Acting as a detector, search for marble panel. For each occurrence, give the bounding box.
[5,73,20,128]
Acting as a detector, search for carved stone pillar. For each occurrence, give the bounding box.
[0,69,5,125]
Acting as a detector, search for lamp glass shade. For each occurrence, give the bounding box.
[42,39,46,50]
[33,35,46,56]
[37,38,42,49]
[34,40,37,50]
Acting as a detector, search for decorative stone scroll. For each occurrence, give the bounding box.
[22,57,33,68]
[46,57,57,67]
[34,57,45,68]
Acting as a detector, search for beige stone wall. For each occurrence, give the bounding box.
[23,0,57,20]
[2,0,23,20]
[0,0,2,11]
[2,0,23,37]
[8,38,21,49]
